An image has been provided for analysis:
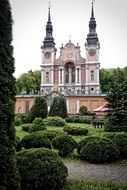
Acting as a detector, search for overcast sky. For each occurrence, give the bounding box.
[10,0,127,78]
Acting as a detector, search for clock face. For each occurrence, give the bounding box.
[88,49,96,56]
[44,52,51,59]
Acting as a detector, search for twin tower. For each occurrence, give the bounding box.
[41,2,100,96]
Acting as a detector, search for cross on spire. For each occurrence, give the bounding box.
[48,0,51,9]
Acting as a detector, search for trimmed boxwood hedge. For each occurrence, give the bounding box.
[21,123,32,132]
[52,134,77,156]
[77,136,100,154]
[79,136,119,163]
[19,132,51,149]
[29,117,46,133]
[16,148,68,190]
[63,126,88,136]
[44,116,66,127]
[40,130,67,140]
[103,132,127,159]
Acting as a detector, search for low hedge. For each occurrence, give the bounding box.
[19,132,51,149]
[63,127,88,136]
[16,148,68,190]
[44,116,66,127]
[52,134,77,156]
[40,130,67,140]
[79,136,119,163]
[103,132,127,159]
[21,123,32,132]
[29,117,46,133]
[65,117,91,124]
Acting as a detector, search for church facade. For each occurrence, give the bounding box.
[41,3,100,96]
[15,3,107,115]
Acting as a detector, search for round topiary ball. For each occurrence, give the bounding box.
[52,134,77,156]
[29,117,46,133]
[80,137,119,163]
[16,148,68,190]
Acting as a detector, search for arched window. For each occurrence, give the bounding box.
[46,72,49,83]
[91,70,94,82]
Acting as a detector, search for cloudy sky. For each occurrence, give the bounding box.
[10,0,127,78]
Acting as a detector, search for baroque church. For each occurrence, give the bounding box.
[41,2,100,96]
[15,2,106,115]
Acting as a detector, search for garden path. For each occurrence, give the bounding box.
[64,160,127,184]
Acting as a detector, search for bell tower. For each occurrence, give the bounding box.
[85,1,100,94]
[40,4,57,94]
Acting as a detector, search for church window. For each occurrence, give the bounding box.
[60,69,62,83]
[77,68,79,83]
[91,70,94,81]
[46,72,49,83]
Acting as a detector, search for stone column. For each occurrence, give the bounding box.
[76,100,80,114]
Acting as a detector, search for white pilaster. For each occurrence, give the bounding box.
[76,100,80,114]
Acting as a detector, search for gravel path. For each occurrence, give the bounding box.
[64,161,127,183]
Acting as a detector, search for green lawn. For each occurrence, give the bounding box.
[63,180,127,190]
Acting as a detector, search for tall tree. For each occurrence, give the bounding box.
[49,96,67,118]
[104,82,127,132]
[29,97,48,122]
[0,0,20,189]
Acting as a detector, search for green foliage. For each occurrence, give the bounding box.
[49,96,67,118]
[103,132,127,159]
[16,114,30,124]
[77,136,100,154]
[16,70,41,94]
[52,134,77,156]
[79,105,88,115]
[40,130,67,140]
[104,82,127,132]
[29,96,48,122]
[29,117,46,133]
[14,115,22,126]
[79,137,119,163]
[19,132,51,149]
[16,148,68,190]
[100,67,127,93]
[0,0,20,188]
[44,116,66,127]
[21,123,32,132]
[64,126,88,136]
[65,117,91,124]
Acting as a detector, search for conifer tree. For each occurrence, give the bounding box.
[0,0,20,189]
[104,82,127,132]
[49,96,67,118]
[29,97,48,122]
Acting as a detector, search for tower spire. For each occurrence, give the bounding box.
[86,0,99,46]
[42,2,55,48]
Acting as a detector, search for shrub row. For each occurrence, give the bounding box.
[64,126,88,136]
[65,117,91,124]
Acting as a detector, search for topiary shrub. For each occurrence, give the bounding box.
[16,148,68,190]
[64,127,88,136]
[52,134,77,156]
[19,132,51,149]
[21,123,32,132]
[41,130,67,141]
[14,115,22,126]
[65,117,74,123]
[44,116,66,127]
[77,136,100,154]
[29,117,46,133]
[103,132,127,159]
[79,105,88,115]
[79,137,119,163]
[15,136,20,151]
